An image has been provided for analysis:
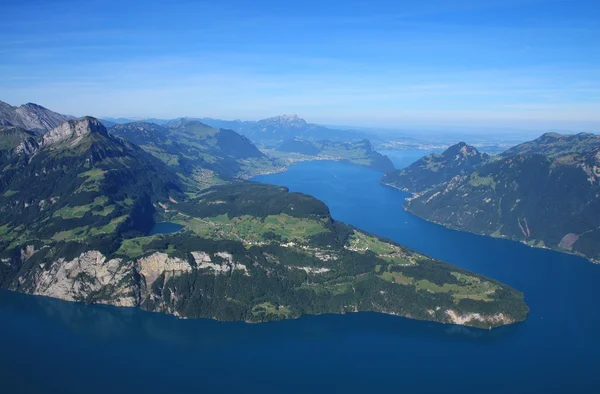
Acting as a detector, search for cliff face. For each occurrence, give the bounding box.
[13,250,196,309]
[6,246,524,328]
[23,251,139,307]
[41,117,107,146]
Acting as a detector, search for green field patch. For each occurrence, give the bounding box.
[117,236,155,258]
[0,224,13,237]
[52,226,90,241]
[89,215,128,235]
[348,231,416,265]
[251,302,292,318]
[92,204,115,216]
[77,168,107,192]
[53,196,109,219]
[379,270,500,302]
[121,197,135,206]
[174,213,328,244]
[469,172,496,190]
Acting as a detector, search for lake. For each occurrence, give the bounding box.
[147,221,184,235]
[1,157,599,393]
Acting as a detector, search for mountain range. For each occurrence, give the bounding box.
[101,114,366,145]
[1,100,390,174]
[382,133,600,262]
[0,100,72,133]
[109,119,279,187]
[0,102,528,328]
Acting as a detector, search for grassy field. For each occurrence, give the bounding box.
[251,302,292,318]
[89,215,128,235]
[53,196,110,219]
[51,215,128,241]
[117,236,155,258]
[77,168,107,192]
[174,213,328,244]
[469,172,497,190]
[379,270,500,303]
[347,231,414,265]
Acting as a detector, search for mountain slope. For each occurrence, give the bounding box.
[109,120,280,187]
[0,118,528,328]
[0,117,184,255]
[381,142,489,193]
[400,133,600,262]
[0,100,71,133]
[500,132,600,158]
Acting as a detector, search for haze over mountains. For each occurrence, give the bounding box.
[104,114,367,144]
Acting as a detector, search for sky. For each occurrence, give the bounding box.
[1,0,599,130]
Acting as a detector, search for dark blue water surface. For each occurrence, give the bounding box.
[148,221,184,235]
[1,157,599,393]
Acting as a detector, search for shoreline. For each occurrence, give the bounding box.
[379,182,599,265]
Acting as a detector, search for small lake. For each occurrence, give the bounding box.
[1,157,599,393]
[148,222,184,235]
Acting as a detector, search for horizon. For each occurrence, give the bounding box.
[1,0,599,131]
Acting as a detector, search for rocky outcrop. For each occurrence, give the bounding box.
[26,251,138,307]
[136,252,192,295]
[192,251,249,275]
[17,249,243,308]
[15,138,39,156]
[445,310,515,327]
[41,117,107,146]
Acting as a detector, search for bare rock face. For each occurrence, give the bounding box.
[15,138,39,156]
[445,310,515,327]
[0,100,70,132]
[192,251,249,275]
[41,117,107,146]
[136,252,192,296]
[27,251,138,307]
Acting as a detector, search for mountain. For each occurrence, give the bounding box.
[381,142,489,193]
[396,133,600,262]
[109,119,280,187]
[0,100,72,133]
[0,117,184,247]
[200,115,364,144]
[500,132,600,158]
[0,117,527,328]
[274,138,394,172]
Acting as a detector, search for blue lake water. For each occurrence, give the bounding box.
[148,221,184,235]
[1,158,599,393]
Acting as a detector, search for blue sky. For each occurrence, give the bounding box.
[1,0,599,130]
